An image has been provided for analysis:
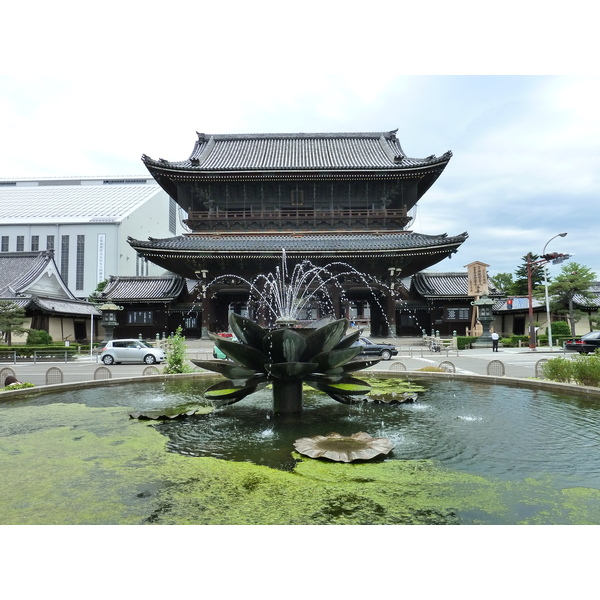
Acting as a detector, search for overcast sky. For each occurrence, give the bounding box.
[2,2,598,281]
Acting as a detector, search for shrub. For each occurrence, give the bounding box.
[456,336,477,350]
[551,321,571,337]
[500,335,529,348]
[2,382,35,391]
[26,329,54,345]
[163,326,195,374]
[541,357,574,383]
[571,353,600,387]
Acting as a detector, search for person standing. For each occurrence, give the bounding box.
[491,331,500,352]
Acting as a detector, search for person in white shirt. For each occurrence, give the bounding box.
[491,331,500,352]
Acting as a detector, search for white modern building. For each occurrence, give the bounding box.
[0,176,186,299]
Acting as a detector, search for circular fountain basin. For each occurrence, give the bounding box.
[2,374,600,525]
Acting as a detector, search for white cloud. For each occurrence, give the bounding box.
[1,4,599,280]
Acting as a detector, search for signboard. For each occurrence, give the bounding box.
[444,307,471,321]
[97,233,106,284]
[464,261,489,297]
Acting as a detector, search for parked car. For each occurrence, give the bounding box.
[564,331,600,354]
[100,339,166,365]
[353,337,398,360]
[213,335,238,359]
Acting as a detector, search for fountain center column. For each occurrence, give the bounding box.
[272,379,303,415]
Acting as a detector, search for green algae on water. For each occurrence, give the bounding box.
[2,401,600,525]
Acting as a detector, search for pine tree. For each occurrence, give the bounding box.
[547,262,597,336]
[513,254,545,296]
[0,301,28,346]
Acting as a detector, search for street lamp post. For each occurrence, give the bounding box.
[527,254,537,351]
[527,236,570,352]
[543,232,568,350]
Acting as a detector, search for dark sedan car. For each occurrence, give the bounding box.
[564,331,600,353]
[353,337,398,360]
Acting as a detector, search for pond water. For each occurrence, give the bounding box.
[4,376,599,491]
[158,379,600,489]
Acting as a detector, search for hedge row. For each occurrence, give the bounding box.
[0,345,80,357]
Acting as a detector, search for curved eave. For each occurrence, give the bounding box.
[28,295,101,316]
[127,232,468,257]
[98,297,180,304]
[142,158,451,179]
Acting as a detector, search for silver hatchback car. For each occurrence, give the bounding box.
[100,339,166,365]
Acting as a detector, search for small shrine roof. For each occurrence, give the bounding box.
[98,275,186,303]
[412,271,501,299]
[142,130,452,174]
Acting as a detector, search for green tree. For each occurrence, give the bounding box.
[163,326,195,374]
[547,262,597,336]
[88,279,109,302]
[490,272,515,294]
[0,301,28,346]
[512,254,545,296]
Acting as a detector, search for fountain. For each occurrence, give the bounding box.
[192,313,378,415]
[191,251,390,415]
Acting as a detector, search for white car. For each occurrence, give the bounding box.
[100,339,166,365]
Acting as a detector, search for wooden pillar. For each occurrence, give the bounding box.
[328,286,342,319]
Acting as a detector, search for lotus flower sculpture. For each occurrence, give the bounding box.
[192,313,381,414]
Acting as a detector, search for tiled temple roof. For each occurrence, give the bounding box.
[493,282,600,312]
[142,130,452,173]
[28,296,101,316]
[98,275,186,303]
[573,282,600,308]
[128,231,468,255]
[412,271,502,299]
[0,252,52,296]
[0,251,100,316]
[1,295,100,316]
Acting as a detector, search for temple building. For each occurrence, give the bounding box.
[0,251,100,343]
[128,130,468,337]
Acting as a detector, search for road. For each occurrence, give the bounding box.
[0,338,573,387]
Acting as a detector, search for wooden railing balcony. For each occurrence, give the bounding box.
[184,208,410,232]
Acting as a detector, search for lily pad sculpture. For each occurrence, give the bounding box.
[293,431,395,462]
[192,313,381,414]
[368,391,419,404]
